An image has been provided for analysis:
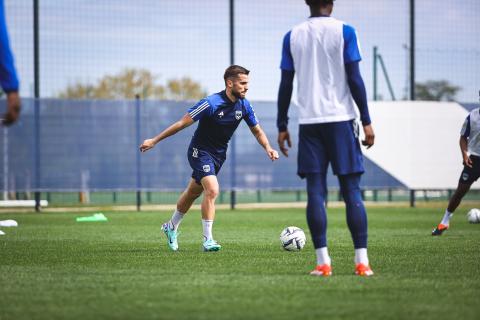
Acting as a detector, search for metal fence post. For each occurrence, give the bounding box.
[135,95,141,211]
[373,46,378,101]
[229,0,236,210]
[410,0,415,100]
[34,0,41,212]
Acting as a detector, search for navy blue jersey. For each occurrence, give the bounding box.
[187,90,258,160]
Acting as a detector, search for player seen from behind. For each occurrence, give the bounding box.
[276,0,375,276]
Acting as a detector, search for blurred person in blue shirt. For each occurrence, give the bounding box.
[0,0,20,126]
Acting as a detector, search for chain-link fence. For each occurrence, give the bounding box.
[1,1,479,205]
[5,0,479,102]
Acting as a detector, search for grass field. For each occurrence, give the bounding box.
[1,207,479,320]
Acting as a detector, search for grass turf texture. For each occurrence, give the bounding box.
[1,207,479,320]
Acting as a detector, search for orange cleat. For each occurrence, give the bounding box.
[310,264,332,277]
[431,223,448,236]
[355,263,374,276]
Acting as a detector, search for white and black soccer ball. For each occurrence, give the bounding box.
[280,226,306,251]
[466,208,480,224]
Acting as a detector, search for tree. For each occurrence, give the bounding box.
[415,80,461,101]
[58,68,207,100]
[166,77,206,101]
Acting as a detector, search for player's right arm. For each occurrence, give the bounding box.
[140,98,212,153]
[277,31,295,157]
[460,115,472,167]
[139,113,194,152]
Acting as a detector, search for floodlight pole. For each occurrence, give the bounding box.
[34,0,41,212]
[229,0,236,210]
[410,0,415,100]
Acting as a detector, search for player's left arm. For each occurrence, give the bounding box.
[249,124,279,161]
[244,102,279,161]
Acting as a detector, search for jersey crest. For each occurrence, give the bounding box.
[235,110,242,120]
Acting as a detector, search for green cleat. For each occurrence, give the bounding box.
[162,223,179,251]
[203,238,221,252]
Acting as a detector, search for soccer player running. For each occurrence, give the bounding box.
[0,0,21,126]
[432,92,480,236]
[276,0,375,276]
[140,65,279,252]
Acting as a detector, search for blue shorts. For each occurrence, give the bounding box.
[188,146,224,185]
[297,120,364,178]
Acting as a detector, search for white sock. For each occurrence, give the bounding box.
[315,247,331,266]
[169,209,185,231]
[202,219,213,241]
[355,248,369,265]
[440,210,453,226]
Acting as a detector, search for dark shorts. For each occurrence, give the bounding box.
[188,146,224,185]
[297,120,364,178]
[459,155,480,185]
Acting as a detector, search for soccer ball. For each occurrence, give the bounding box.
[280,226,306,251]
[466,208,480,224]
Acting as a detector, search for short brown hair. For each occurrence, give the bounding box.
[224,65,250,83]
[305,0,334,6]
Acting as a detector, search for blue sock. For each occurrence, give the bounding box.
[338,173,368,249]
[306,173,328,249]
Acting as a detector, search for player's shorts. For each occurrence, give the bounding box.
[188,146,224,185]
[297,120,364,178]
[458,155,480,185]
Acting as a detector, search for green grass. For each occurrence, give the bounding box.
[1,207,479,320]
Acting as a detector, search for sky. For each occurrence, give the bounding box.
[5,0,480,102]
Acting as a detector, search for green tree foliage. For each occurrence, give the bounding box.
[58,68,207,100]
[415,80,461,101]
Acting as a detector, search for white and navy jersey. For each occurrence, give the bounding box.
[461,108,480,156]
[187,91,258,159]
[280,16,361,124]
